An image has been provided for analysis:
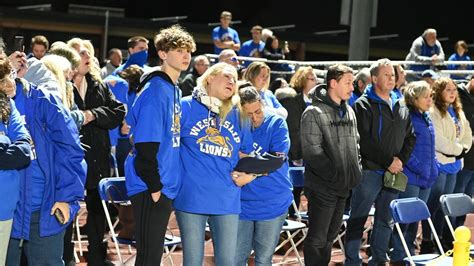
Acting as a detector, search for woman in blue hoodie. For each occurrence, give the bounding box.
[3,55,86,266]
[174,62,254,266]
[0,58,31,265]
[389,81,438,262]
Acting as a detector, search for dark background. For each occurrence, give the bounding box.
[0,0,472,61]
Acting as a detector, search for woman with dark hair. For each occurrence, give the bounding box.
[447,40,472,80]
[262,35,291,73]
[235,86,292,265]
[421,77,472,253]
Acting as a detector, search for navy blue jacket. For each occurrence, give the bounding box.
[403,110,438,189]
[353,85,416,170]
[12,81,86,239]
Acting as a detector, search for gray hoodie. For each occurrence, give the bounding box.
[300,84,362,196]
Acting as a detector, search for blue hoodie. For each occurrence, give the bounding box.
[0,100,31,221]
[11,81,86,239]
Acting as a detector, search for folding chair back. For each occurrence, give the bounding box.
[440,193,473,242]
[440,193,473,218]
[98,177,129,204]
[390,197,447,265]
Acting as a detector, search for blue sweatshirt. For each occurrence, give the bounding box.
[240,113,293,220]
[173,96,253,215]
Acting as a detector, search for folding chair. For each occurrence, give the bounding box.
[73,200,88,261]
[98,177,135,265]
[98,177,182,265]
[390,197,453,265]
[273,219,306,265]
[439,193,474,253]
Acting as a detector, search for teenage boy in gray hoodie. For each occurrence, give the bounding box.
[301,64,362,265]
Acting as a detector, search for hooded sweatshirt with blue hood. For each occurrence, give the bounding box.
[353,84,416,171]
[11,76,86,240]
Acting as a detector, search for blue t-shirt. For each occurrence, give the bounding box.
[439,106,462,174]
[448,53,472,80]
[173,97,253,215]
[124,75,182,199]
[212,26,240,54]
[240,113,293,221]
[239,40,265,67]
[260,90,283,109]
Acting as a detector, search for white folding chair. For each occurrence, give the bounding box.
[273,219,306,265]
[98,177,135,265]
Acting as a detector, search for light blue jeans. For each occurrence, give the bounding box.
[175,210,239,266]
[235,212,287,266]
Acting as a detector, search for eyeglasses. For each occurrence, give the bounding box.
[230,57,238,63]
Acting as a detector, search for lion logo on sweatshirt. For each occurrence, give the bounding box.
[196,127,233,157]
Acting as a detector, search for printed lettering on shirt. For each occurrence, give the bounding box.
[171,102,181,148]
[190,117,241,158]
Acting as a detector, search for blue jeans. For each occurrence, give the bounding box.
[235,212,287,266]
[6,211,65,266]
[452,169,474,227]
[422,172,456,241]
[344,170,399,266]
[390,185,431,262]
[175,210,239,266]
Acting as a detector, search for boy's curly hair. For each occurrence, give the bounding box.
[154,25,196,53]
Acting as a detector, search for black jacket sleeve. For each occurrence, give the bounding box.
[134,142,162,193]
[0,138,31,170]
[281,97,302,160]
[262,49,285,60]
[396,116,416,164]
[89,83,126,130]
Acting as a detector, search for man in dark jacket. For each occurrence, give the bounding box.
[179,55,209,96]
[345,58,416,266]
[301,64,362,265]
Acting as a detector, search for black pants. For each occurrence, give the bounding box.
[303,187,347,266]
[85,188,107,266]
[130,191,172,266]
